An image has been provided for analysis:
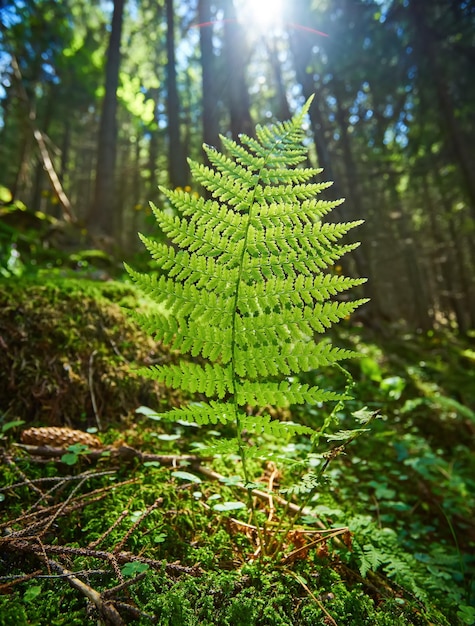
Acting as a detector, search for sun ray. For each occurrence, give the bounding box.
[238,0,284,32]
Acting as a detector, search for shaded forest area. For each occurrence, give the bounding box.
[1,3,475,625]
[0,0,474,331]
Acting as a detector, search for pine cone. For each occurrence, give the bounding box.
[21,427,101,449]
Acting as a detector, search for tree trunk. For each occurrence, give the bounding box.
[330,80,387,322]
[88,0,125,240]
[223,0,253,140]
[166,0,188,188]
[266,36,291,121]
[199,0,220,154]
[408,0,475,220]
[287,13,336,185]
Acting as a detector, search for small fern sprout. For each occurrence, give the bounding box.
[125,95,368,492]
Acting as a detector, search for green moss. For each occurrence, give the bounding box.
[0,582,86,626]
[0,276,177,428]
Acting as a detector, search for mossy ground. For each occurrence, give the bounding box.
[0,277,473,625]
[0,277,181,428]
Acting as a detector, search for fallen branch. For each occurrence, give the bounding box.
[15,442,210,465]
[2,537,202,577]
[88,350,102,431]
[43,557,124,626]
[0,477,137,532]
[10,54,77,224]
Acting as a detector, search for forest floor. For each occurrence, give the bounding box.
[0,277,474,625]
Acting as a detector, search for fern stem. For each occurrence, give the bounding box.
[228,134,284,550]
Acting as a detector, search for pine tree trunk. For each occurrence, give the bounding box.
[331,81,388,324]
[166,0,188,188]
[408,1,475,220]
[199,0,220,153]
[287,13,336,185]
[266,37,291,121]
[223,0,253,140]
[88,0,125,240]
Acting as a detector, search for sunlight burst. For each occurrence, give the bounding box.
[238,0,284,32]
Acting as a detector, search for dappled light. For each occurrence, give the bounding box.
[0,0,474,624]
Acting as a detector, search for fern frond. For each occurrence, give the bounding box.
[126,95,367,457]
[137,240,237,290]
[189,161,253,212]
[197,437,242,457]
[233,337,358,379]
[240,414,314,438]
[236,380,347,408]
[154,401,236,426]
[137,362,233,399]
[217,136,265,171]
[151,207,245,258]
[360,544,385,577]
[310,299,370,333]
[203,148,260,188]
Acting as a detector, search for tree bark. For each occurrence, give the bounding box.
[266,36,291,121]
[166,0,188,188]
[199,0,220,153]
[88,0,125,239]
[407,0,475,220]
[222,0,253,140]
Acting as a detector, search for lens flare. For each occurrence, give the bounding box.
[239,0,284,31]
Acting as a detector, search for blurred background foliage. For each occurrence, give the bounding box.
[0,0,474,332]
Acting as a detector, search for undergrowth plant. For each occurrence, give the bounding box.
[126,96,368,530]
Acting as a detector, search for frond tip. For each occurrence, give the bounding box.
[126,96,367,444]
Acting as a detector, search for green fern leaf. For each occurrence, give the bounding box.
[137,362,233,399]
[126,95,367,455]
[152,402,236,426]
[360,544,386,578]
[236,381,347,408]
[240,414,314,439]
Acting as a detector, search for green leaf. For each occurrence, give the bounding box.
[326,428,369,441]
[380,376,406,400]
[1,419,25,433]
[129,510,145,523]
[121,562,150,578]
[24,585,42,603]
[135,405,162,420]
[155,433,181,441]
[67,443,89,454]
[207,493,222,502]
[171,471,202,484]
[61,452,79,465]
[352,407,377,424]
[213,501,247,512]
[457,605,475,625]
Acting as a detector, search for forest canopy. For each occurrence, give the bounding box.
[0,0,474,332]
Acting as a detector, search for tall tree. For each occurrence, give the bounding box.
[199,0,220,153]
[222,0,253,139]
[88,0,125,240]
[404,0,475,219]
[165,0,188,188]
